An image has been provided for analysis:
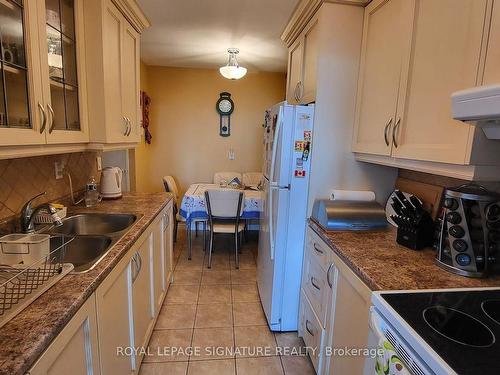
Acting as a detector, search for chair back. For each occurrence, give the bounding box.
[204,189,244,220]
[163,176,179,202]
[213,172,242,185]
[242,172,263,186]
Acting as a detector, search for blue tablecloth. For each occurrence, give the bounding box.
[179,183,263,224]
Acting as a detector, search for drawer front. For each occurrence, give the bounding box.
[302,252,329,327]
[299,290,324,373]
[306,227,331,272]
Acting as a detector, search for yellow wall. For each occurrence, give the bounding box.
[134,65,286,194]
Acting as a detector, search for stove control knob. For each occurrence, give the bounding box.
[453,239,468,252]
[446,212,462,224]
[449,225,465,238]
[456,253,471,266]
[444,198,459,210]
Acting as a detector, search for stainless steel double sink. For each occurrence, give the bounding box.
[45,213,138,273]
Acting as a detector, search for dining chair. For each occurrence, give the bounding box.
[204,189,244,269]
[213,172,242,185]
[163,176,183,242]
[242,172,263,187]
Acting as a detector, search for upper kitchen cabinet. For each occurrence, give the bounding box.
[483,0,500,84]
[84,0,149,146]
[38,0,89,144]
[0,0,46,146]
[285,15,318,105]
[353,0,500,180]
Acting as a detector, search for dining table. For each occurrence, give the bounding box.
[179,183,264,259]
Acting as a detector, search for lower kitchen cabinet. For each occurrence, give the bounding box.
[299,226,371,375]
[28,294,100,375]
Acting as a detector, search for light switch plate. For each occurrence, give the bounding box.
[228,148,235,160]
[96,156,102,171]
[54,161,64,180]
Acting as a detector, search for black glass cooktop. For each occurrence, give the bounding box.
[382,290,500,375]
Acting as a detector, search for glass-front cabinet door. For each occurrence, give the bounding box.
[38,0,88,143]
[0,0,46,145]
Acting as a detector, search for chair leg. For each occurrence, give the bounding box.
[239,231,243,254]
[203,221,207,252]
[208,231,214,269]
[235,231,239,269]
[195,221,199,237]
[174,219,178,243]
[244,220,249,242]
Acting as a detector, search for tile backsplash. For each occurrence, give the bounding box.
[0,152,100,223]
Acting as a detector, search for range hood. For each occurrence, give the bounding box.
[451,84,500,139]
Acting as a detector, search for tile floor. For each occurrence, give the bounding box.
[139,225,315,375]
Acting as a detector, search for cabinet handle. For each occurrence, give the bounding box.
[327,262,334,288]
[38,102,47,134]
[293,83,299,102]
[47,104,55,133]
[310,276,321,290]
[123,116,129,136]
[131,254,138,282]
[305,320,315,336]
[313,243,324,255]
[127,118,132,136]
[383,118,393,146]
[297,81,303,101]
[392,117,401,148]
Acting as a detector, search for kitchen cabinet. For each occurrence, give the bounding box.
[28,294,100,375]
[286,15,318,104]
[95,255,134,374]
[353,0,500,179]
[84,0,141,145]
[483,0,500,84]
[299,226,371,375]
[132,233,155,363]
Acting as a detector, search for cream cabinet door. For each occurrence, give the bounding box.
[29,294,100,375]
[301,18,319,104]
[352,0,412,156]
[0,0,46,146]
[121,21,140,142]
[132,234,155,365]
[392,0,487,164]
[286,38,304,104]
[163,206,174,290]
[96,260,134,375]
[152,217,165,314]
[483,0,500,84]
[103,1,128,143]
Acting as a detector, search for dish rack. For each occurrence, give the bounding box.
[0,236,74,328]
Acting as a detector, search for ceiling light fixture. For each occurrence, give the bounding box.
[219,48,247,80]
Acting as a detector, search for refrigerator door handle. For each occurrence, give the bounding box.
[268,107,283,261]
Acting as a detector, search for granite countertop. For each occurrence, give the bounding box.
[0,193,173,375]
[309,219,500,291]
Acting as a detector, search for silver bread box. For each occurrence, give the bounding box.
[311,199,388,231]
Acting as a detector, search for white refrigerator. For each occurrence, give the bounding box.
[257,101,314,331]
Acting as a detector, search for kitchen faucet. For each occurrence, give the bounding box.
[20,192,63,233]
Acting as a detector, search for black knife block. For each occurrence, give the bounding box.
[396,212,435,250]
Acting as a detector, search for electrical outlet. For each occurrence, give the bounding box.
[96,156,102,171]
[54,161,64,180]
[228,148,235,160]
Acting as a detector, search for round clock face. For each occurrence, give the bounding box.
[218,99,233,114]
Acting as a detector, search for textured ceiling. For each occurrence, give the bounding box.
[137,0,300,72]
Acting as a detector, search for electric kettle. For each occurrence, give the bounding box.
[100,167,123,199]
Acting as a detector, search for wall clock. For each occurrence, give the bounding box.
[216,92,234,137]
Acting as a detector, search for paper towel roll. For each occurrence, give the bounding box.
[330,189,376,202]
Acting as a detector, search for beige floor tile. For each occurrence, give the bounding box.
[201,270,231,285]
[175,258,204,271]
[231,284,260,302]
[231,269,257,284]
[187,359,236,375]
[232,256,257,270]
[173,271,202,285]
[281,355,315,375]
[191,327,235,361]
[198,284,232,304]
[236,356,284,375]
[204,253,231,269]
[139,362,188,375]
[195,303,233,328]
[233,302,267,326]
[165,285,199,304]
[274,332,308,356]
[144,329,193,362]
[234,326,277,357]
[156,304,196,329]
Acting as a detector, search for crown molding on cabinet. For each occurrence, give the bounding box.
[355,153,500,182]
[281,0,370,47]
[111,0,151,32]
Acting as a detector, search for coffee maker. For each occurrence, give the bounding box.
[436,184,500,278]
